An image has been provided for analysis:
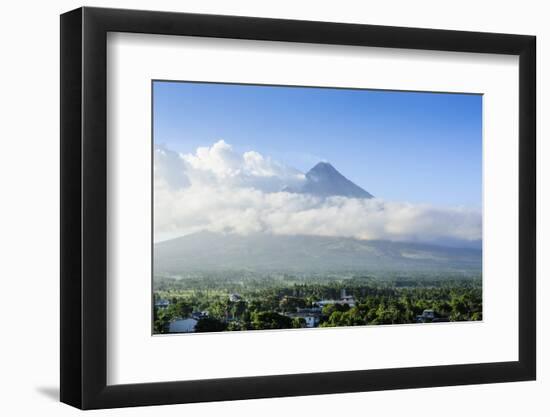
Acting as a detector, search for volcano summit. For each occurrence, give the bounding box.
[285,162,373,199]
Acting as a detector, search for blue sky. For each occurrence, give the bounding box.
[153,81,482,207]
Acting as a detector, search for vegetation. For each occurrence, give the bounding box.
[153,274,482,334]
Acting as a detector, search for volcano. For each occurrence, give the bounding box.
[285,162,373,199]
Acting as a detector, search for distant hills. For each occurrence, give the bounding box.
[284,162,373,199]
[154,231,481,276]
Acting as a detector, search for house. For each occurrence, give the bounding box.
[340,295,356,307]
[316,295,356,309]
[286,307,322,328]
[168,318,198,333]
[297,307,322,314]
[416,309,437,323]
[229,293,242,302]
[155,299,170,309]
[191,311,209,320]
[301,315,320,328]
[422,309,435,319]
[316,300,335,308]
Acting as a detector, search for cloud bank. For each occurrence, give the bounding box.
[154,141,481,245]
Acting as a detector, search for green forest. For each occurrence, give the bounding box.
[153,275,482,334]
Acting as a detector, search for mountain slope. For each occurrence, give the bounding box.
[154,231,481,275]
[285,162,373,199]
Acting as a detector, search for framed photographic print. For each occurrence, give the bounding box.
[60,6,536,410]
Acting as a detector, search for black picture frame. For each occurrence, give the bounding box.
[60,6,536,410]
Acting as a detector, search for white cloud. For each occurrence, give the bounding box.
[154,145,190,189]
[154,141,482,245]
[179,140,306,192]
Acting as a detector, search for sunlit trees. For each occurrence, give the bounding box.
[153,278,483,333]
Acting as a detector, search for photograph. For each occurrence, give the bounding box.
[152,81,483,334]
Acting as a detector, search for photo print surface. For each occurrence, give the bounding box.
[152,81,482,335]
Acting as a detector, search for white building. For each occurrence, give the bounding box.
[302,315,319,328]
[155,299,170,309]
[416,309,437,323]
[316,296,356,308]
[229,293,242,302]
[340,295,356,307]
[168,318,198,333]
[287,308,322,328]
